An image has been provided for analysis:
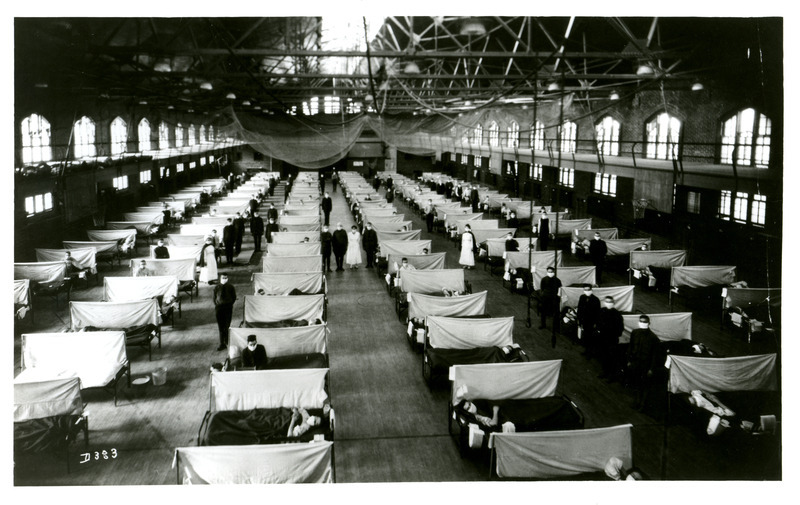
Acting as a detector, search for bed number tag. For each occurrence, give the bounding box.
[79,448,118,464]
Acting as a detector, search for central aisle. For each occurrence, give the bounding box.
[323,186,486,482]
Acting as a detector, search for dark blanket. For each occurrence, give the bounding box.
[15,415,83,453]
[245,319,310,329]
[427,346,507,370]
[200,407,329,446]
[468,397,584,432]
[264,353,328,370]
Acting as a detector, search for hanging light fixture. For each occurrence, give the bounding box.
[167,105,175,110]
[242,100,251,106]
[636,63,654,76]
[403,61,421,74]
[226,92,236,100]
[547,81,562,92]
[254,105,261,110]
[200,81,213,91]
[460,18,486,36]
[609,91,620,100]
[691,81,705,91]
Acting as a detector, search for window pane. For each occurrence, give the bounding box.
[25,196,34,215]
[733,192,748,222]
[34,194,44,212]
[751,194,766,225]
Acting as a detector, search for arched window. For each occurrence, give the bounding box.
[595,116,621,156]
[188,124,196,146]
[175,123,184,148]
[488,121,499,147]
[20,113,52,164]
[159,122,169,150]
[646,112,681,160]
[507,121,519,148]
[208,125,215,142]
[73,116,96,158]
[473,124,483,145]
[199,125,207,144]
[110,117,127,155]
[560,121,577,153]
[529,121,545,150]
[720,108,771,168]
[138,118,152,151]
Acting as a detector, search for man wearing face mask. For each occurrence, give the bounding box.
[320,225,333,273]
[538,266,562,330]
[588,232,608,283]
[320,192,333,226]
[504,232,519,252]
[213,273,237,351]
[626,315,664,410]
[331,222,349,272]
[424,199,435,232]
[596,296,624,380]
[577,284,601,350]
[242,334,268,370]
[362,222,378,269]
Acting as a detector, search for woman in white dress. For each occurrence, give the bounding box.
[198,236,218,284]
[459,224,477,269]
[345,225,362,269]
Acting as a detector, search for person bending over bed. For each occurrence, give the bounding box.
[242,334,268,370]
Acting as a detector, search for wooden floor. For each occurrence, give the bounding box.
[13,181,781,487]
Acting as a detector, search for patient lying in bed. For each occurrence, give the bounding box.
[201,404,331,446]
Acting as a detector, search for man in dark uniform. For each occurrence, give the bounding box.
[319,173,325,194]
[577,284,601,351]
[331,222,348,272]
[596,295,624,380]
[213,273,237,351]
[248,195,259,217]
[268,176,276,197]
[265,217,280,245]
[362,222,378,269]
[373,174,381,191]
[249,211,264,252]
[331,170,338,193]
[154,239,170,259]
[424,199,435,233]
[626,315,664,410]
[470,186,480,212]
[588,232,609,284]
[537,208,550,251]
[242,334,268,369]
[267,203,279,222]
[232,212,246,255]
[320,192,333,226]
[504,232,519,252]
[386,175,393,192]
[222,218,236,265]
[539,266,562,330]
[320,224,333,273]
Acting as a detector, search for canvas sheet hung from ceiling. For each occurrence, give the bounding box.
[671,266,737,288]
[149,244,203,261]
[228,325,328,361]
[629,250,687,271]
[371,221,413,233]
[14,279,31,306]
[358,200,390,208]
[456,219,499,234]
[434,205,465,221]
[210,368,328,411]
[559,286,635,312]
[104,276,179,302]
[491,424,633,480]
[180,224,220,237]
[14,377,83,423]
[408,291,488,320]
[380,240,432,258]
[37,248,97,273]
[621,312,692,344]
[667,354,777,394]
[130,258,197,281]
[473,228,517,245]
[283,208,321,218]
[376,229,422,242]
[506,251,563,271]
[271,232,321,244]
[252,272,324,295]
[168,234,206,246]
[14,262,66,283]
[361,208,397,218]
[19,331,127,389]
[123,212,164,225]
[451,360,563,404]
[281,224,321,233]
[366,215,406,224]
[267,242,322,257]
[387,253,446,275]
[86,228,137,244]
[605,238,652,256]
[63,240,119,254]
[445,213,483,228]
[244,294,325,324]
[192,216,232,226]
[427,316,515,350]
[262,255,321,273]
[575,228,619,242]
[400,269,465,294]
[70,299,161,329]
[723,287,781,309]
[485,237,534,257]
[553,219,592,235]
[174,442,333,485]
[532,266,596,291]
[106,221,157,235]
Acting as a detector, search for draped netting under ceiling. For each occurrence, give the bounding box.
[217,96,574,169]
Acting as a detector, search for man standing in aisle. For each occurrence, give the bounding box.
[232,212,246,256]
[626,315,663,410]
[319,173,325,194]
[265,216,280,246]
[213,273,237,351]
[362,222,378,269]
[577,284,601,352]
[222,218,236,265]
[321,224,333,273]
[588,232,609,284]
[538,266,562,330]
[596,296,624,380]
[321,192,333,226]
[424,199,435,233]
[331,222,349,272]
[470,186,480,212]
[250,211,264,253]
[267,202,279,222]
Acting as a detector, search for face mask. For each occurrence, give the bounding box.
[547,272,554,278]
[584,291,592,296]
[604,302,614,309]
[248,342,257,350]
[639,322,649,329]
[220,278,228,284]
